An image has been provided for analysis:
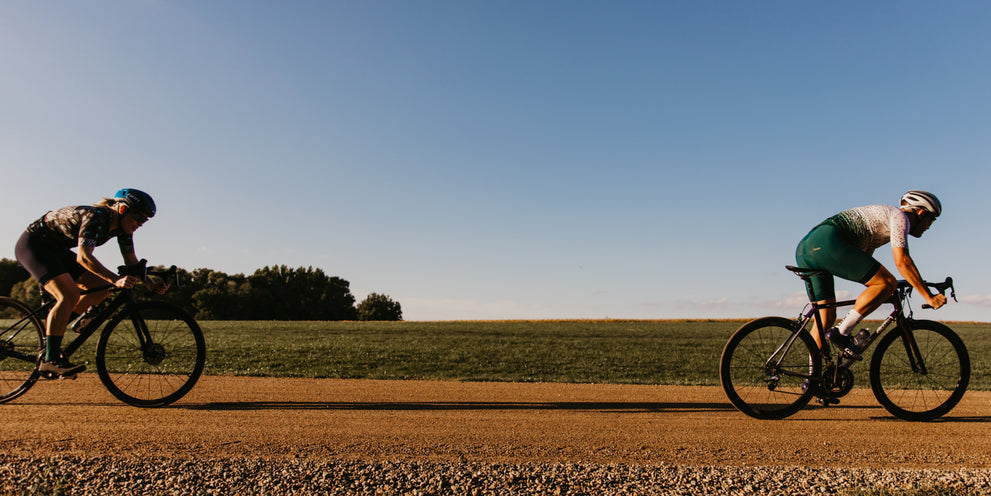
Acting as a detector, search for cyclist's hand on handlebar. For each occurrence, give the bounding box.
[925,293,947,310]
[146,276,169,295]
[115,275,141,289]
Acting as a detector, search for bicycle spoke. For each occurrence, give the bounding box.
[0,298,44,403]
[870,321,969,421]
[97,301,205,407]
[721,317,818,420]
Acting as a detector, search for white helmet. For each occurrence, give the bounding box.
[901,190,942,217]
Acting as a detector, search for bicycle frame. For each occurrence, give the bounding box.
[27,261,180,365]
[59,287,139,362]
[768,278,939,384]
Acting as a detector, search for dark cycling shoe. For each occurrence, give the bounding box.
[826,328,862,361]
[38,359,86,378]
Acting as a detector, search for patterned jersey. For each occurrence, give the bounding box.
[27,206,135,255]
[821,205,909,253]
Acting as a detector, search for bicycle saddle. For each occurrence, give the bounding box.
[785,265,827,278]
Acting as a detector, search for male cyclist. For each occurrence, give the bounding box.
[14,189,167,377]
[795,190,946,358]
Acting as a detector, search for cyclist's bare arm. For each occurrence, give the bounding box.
[76,243,140,289]
[892,246,946,309]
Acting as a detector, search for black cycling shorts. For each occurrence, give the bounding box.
[14,230,86,287]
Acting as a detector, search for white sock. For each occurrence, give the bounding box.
[836,310,863,336]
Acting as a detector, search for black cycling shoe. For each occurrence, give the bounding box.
[38,359,86,378]
[826,328,862,361]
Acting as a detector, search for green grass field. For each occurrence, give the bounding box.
[192,320,991,389]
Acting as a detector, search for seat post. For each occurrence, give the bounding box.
[786,265,826,304]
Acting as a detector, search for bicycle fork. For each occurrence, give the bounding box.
[127,311,166,366]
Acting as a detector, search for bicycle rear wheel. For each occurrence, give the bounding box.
[96,301,206,407]
[0,297,43,403]
[870,320,969,421]
[720,317,821,419]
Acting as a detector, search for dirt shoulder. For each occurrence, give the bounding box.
[2,375,990,469]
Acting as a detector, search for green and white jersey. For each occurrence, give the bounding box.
[822,205,909,253]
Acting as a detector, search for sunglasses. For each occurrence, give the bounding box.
[130,212,149,224]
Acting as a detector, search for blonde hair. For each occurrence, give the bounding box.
[94,198,121,209]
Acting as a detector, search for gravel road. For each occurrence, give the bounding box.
[2,375,989,494]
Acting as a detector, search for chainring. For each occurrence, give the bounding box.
[821,364,854,398]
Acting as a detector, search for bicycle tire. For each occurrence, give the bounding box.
[96,301,206,407]
[0,297,44,403]
[720,316,821,420]
[869,320,969,421]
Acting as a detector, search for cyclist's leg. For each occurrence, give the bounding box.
[852,265,897,316]
[810,300,835,350]
[796,226,839,348]
[74,271,112,314]
[42,275,79,339]
[16,232,86,373]
[797,224,889,335]
[834,265,896,336]
[15,233,82,342]
[41,274,81,366]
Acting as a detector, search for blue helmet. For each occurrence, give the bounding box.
[114,188,157,219]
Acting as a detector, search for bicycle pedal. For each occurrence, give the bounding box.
[842,348,863,361]
[816,396,840,406]
[60,374,79,381]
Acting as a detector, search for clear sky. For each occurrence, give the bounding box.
[2,1,989,321]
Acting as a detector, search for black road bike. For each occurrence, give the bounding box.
[0,261,205,407]
[720,265,968,421]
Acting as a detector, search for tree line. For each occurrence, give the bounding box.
[0,258,402,321]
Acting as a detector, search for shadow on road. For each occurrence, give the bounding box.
[181,400,736,413]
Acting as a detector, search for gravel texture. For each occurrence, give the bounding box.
[3,377,990,495]
[2,454,989,495]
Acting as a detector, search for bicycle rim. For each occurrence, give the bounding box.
[0,297,43,403]
[720,317,819,420]
[96,301,206,407]
[869,320,969,421]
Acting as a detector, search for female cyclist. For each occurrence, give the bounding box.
[14,188,167,377]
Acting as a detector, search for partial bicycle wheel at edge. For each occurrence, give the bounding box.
[0,297,44,403]
[96,301,206,407]
[869,320,969,421]
[720,316,821,420]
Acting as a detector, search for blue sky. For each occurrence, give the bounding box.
[2,1,989,321]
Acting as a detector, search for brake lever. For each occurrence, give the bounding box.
[145,264,181,290]
[922,277,956,309]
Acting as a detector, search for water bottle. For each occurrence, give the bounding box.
[853,329,870,350]
[71,302,105,333]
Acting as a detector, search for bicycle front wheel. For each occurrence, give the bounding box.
[96,301,206,407]
[870,320,969,421]
[720,317,821,419]
[0,297,43,403]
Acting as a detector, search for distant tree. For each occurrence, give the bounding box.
[248,265,357,320]
[9,278,41,309]
[0,258,374,321]
[189,269,251,320]
[146,265,197,315]
[0,258,29,296]
[357,293,403,321]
